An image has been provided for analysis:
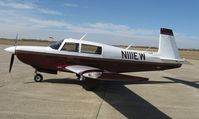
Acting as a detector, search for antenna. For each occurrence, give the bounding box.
[14,34,18,46]
[126,42,134,50]
[80,33,87,40]
[143,46,153,54]
[145,47,151,51]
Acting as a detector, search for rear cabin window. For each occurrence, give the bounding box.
[81,44,102,55]
[61,43,79,52]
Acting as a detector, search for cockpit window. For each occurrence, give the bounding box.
[50,40,63,49]
[61,42,79,52]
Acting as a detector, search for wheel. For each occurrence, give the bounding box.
[34,74,43,82]
[82,78,98,91]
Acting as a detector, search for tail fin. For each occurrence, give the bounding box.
[157,28,180,59]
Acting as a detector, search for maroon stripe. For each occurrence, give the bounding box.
[16,50,182,73]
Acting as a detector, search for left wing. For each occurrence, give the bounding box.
[65,65,103,79]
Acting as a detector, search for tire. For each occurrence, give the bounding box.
[82,78,97,91]
[34,74,43,82]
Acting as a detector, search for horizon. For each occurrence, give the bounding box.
[1,38,199,50]
[0,0,199,49]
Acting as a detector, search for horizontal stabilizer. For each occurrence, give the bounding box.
[160,57,184,63]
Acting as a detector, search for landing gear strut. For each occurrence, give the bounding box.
[34,70,43,82]
[76,74,98,91]
[76,73,80,79]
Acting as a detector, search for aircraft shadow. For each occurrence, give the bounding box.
[42,78,174,85]
[42,78,171,119]
[164,76,199,89]
[25,78,81,85]
[43,78,82,85]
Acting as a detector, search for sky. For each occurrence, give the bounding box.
[0,0,199,48]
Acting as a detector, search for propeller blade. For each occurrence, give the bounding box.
[14,34,18,46]
[9,54,15,72]
[8,34,18,73]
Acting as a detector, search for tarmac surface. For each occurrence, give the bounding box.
[0,44,198,119]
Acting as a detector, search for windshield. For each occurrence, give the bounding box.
[50,40,64,49]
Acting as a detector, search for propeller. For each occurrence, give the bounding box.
[8,34,18,72]
[9,54,15,72]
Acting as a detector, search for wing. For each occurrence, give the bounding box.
[60,65,149,81]
[65,65,103,79]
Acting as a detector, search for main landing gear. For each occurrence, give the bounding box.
[34,70,43,82]
[76,74,97,91]
[82,78,98,91]
[33,71,97,91]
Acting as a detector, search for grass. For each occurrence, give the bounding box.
[179,51,199,60]
[1,38,199,60]
[0,38,49,46]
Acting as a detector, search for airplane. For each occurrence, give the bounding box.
[4,28,183,90]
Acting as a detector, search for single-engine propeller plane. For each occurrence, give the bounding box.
[5,28,183,90]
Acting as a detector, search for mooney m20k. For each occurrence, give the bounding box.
[5,28,183,90]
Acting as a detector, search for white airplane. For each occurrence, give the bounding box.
[5,28,183,90]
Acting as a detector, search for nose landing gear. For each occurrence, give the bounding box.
[34,73,43,82]
[34,70,43,82]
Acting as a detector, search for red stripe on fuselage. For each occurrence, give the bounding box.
[16,50,182,73]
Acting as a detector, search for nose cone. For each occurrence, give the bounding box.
[4,46,16,54]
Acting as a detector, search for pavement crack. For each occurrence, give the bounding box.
[95,86,107,119]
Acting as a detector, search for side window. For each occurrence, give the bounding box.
[61,43,79,52]
[81,44,102,55]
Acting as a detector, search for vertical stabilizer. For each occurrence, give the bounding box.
[158,28,180,59]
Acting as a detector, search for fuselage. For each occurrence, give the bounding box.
[5,39,182,74]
